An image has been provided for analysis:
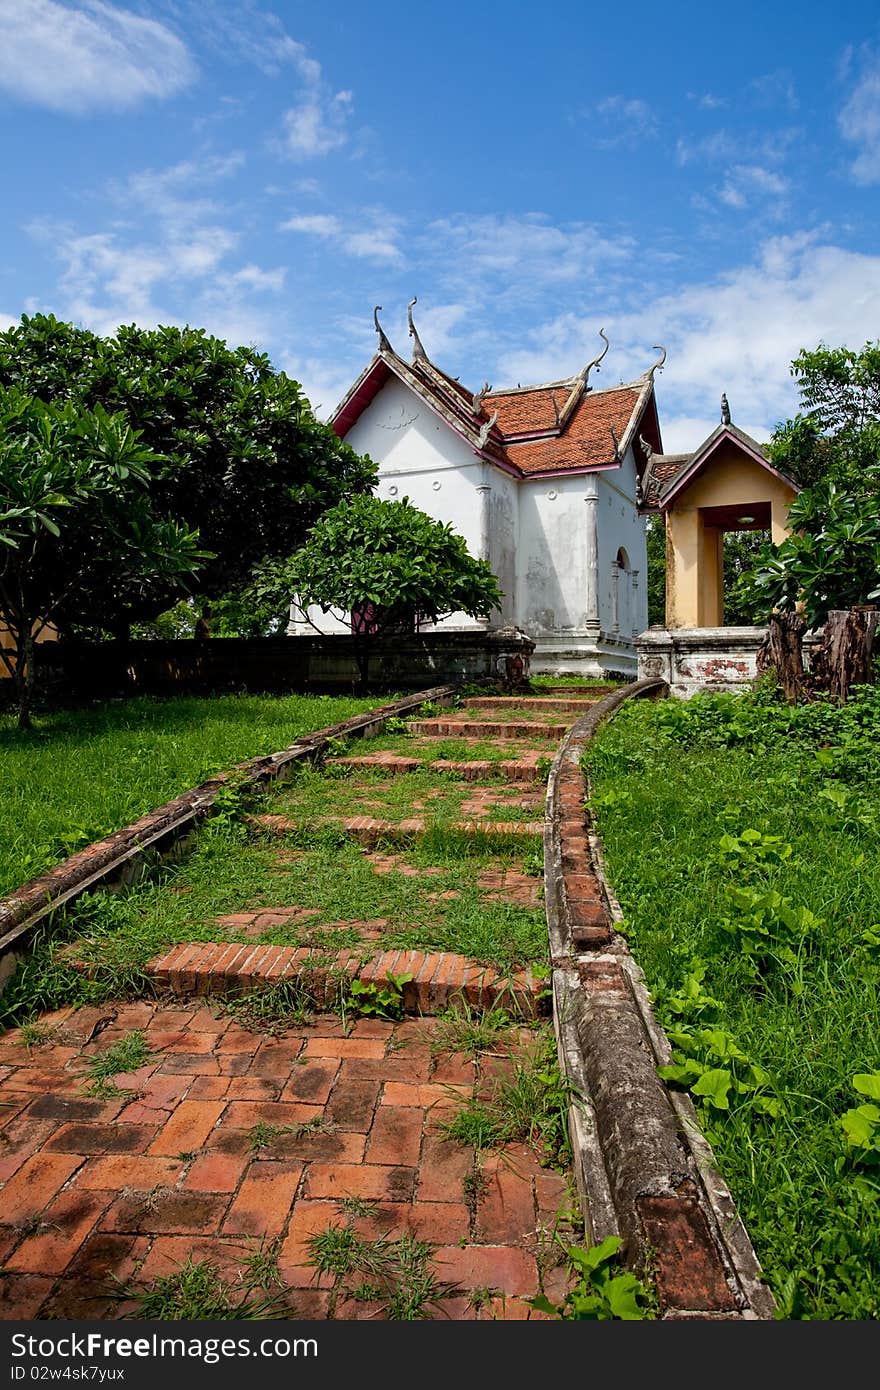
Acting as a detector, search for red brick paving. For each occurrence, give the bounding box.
[0,1003,573,1319]
[0,687,599,1320]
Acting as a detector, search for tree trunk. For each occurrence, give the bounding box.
[812,608,879,702]
[16,626,35,730]
[756,612,807,703]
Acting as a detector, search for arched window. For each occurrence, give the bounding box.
[612,548,632,636]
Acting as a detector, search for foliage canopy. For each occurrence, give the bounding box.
[248,494,503,638]
[0,313,376,633]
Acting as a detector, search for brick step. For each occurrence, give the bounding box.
[254,814,543,847]
[462,697,598,713]
[326,753,547,783]
[144,941,542,1017]
[408,719,567,739]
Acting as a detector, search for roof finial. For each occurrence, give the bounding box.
[407,296,427,362]
[649,344,667,376]
[551,392,561,428]
[638,433,654,464]
[721,392,731,426]
[478,410,498,448]
[581,327,610,391]
[472,381,491,415]
[610,423,621,463]
[373,306,392,354]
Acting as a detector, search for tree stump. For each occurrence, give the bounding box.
[814,608,879,702]
[756,612,808,703]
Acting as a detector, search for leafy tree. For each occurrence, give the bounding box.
[749,342,880,699]
[246,495,504,686]
[766,342,880,488]
[749,472,880,629]
[0,314,377,635]
[0,389,204,727]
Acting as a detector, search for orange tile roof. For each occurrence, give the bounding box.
[501,386,642,475]
[333,348,651,479]
[484,383,574,436]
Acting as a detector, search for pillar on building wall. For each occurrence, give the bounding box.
[610,561,620,634]
[630,569,640,637]
[584,481,600,636]
[476,483,492,563]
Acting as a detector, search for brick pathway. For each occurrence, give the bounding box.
[0,684,606,1321]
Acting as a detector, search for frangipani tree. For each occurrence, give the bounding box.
[0,389,205,727]
[246,495,503,686]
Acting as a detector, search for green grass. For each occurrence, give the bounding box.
[587,690,880,1319]
[0,691,392,898]
[528,675,618,689]
[0,818,548,1027]
[273,763,543,825]
[120,1256,291,1319]
[439,1027,573,1169]
[332,733,556,765]
[82,1029,153,1095]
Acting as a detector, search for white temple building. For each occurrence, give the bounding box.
[292,302,668,676]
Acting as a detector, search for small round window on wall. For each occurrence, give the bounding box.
[547,489,557,501]
[388,485,398,496]
[432,480,441,491]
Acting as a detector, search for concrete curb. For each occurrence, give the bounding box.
[545,678,776,1320]
[0,684,459,994]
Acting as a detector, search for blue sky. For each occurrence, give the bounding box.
[1,0,879,450]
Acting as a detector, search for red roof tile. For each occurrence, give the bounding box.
[502,386,642,475]
[484,383,574,436]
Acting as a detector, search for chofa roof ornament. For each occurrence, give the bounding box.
[472,381,492,415]
[721,392,731,426]
[610,422,621,463]
[650,344,667,376]
[407,297,428,363]
[373,306,392,354]
[580,328,610,391]
[478,410,499,448]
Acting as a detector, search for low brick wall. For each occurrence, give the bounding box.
[636,625,821,698]
[544,679,776,1319]
[33,629,535,698]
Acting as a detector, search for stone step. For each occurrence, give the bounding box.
[326,752,547,783]
[145,940,542,1017]
[463,697,597,713]
[254,813,544,847]
[408,719,567,739]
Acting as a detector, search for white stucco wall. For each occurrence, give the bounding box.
[516,474,591,634]
[596,448,649,639]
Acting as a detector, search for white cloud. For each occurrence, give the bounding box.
[0,0,196,113]
[718,164,789,211]
[342,226,401,264]
[687,91,726,110]
[229,264,286,293]
[281,210,402,264]
[426,213,632,289]
[282,88,353,159]
[280,352,359,419]
[281,213,342,238]
[488,232,880,451]
[839,49,880,184]
[630,233,880,447]
[595,95,658,145]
